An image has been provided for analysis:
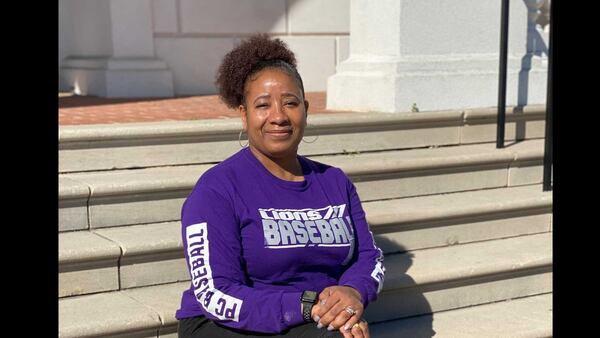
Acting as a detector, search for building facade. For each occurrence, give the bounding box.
[59,0,550,113]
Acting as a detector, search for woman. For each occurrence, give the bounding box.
[175,34,385,338]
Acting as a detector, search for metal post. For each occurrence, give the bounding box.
[496,0,510,149]
[543,0,553,191]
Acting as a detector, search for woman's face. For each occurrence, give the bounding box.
[240,68,309,159]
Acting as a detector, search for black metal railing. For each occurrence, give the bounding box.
[496,0,552,191]
[496,0,510,149]
[543,0,553,191]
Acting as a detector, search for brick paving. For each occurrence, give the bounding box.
[59,92,344,126]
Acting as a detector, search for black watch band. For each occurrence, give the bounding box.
[301,290,318,322]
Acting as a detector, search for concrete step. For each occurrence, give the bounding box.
[59,105,546,173]
[59,281,186,338]
[59,231,121,297]
[369,293,552,338]
[366,183,552,254]
[59,176,90,232]
[364,232,552,323]
[59,184,551,297]
[60,221,185,298]
[59,233,551,337]
[59,138,547,231]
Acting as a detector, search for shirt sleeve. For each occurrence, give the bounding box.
[337,176,385,308]
[180,181,305,333]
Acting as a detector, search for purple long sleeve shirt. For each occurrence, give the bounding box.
[175,147,385,333]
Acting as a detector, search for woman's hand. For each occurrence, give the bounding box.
[339,318,370,338]
[310,286,364,332]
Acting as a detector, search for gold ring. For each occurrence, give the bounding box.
[353,322,360,328]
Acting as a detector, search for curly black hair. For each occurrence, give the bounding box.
[215,34,305,109]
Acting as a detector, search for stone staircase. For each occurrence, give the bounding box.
[59,105,552,338]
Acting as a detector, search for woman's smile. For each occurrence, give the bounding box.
[264,129,293,138]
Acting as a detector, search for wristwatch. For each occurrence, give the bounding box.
[301,290,318,322]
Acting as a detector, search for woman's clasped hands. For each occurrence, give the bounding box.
[311,286,370,338]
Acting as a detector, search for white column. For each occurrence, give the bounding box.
[60,0,173,98]
[327,0,548,113]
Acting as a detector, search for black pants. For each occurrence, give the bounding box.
[178,316,344,338]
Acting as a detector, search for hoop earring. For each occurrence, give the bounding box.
[302,125,318,143]
[238,130,248,148]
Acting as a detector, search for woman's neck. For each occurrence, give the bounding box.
[248,146,304,182]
